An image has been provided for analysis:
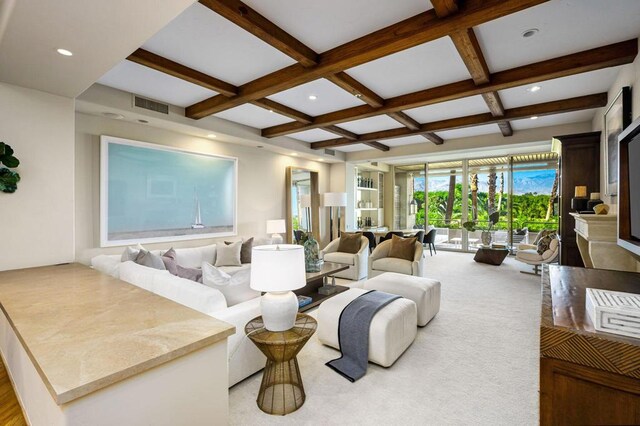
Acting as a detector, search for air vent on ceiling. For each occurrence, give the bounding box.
[133,95,169,115]
[324,149,336,156]
[370,162,378,167]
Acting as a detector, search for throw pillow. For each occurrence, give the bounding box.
[536,231,557,255]
[201,263,260,306]
[224,237,253,264]
[161,248,178,275]
[215,241,242,267]
[388,234,417,261]
[134,249,166,270]
[337,232,362,254]
[176,265,203,283]
[534,229,554,245]
[121,243,145,262]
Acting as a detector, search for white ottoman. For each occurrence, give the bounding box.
[363,272,440,327]
[317,288,417,367]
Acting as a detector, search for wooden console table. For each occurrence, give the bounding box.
[541,265,640,425]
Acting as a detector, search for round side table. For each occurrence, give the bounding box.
[245,314,317,415]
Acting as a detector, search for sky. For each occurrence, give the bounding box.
[416,169,556,195]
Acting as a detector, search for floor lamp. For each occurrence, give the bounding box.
[322,192,347,241]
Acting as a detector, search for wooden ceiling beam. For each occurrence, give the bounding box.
[324,126,359,140]
[263,39,637,137]
[326,72,385,107]
[421,133,445,145]
[199,0,318,67]
[309,93,607,149]
[431,0,459,18]
[387,111,420,130]
[127,49,238,97]
[364,142,390,151]
[250,99,313,124]
[186,0,549,118]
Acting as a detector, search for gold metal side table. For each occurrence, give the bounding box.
[245,314,317,415]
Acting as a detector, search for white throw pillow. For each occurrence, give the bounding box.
[201,262,259,306]
[121,243,145,262]
[215,240,242,267]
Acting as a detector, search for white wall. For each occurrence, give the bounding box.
[75,113,331,263]
[0,83,75,271]
[592,38,640,209]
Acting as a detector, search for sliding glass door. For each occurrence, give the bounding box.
[426,161,464,251]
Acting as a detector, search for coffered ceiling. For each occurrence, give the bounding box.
[96,0,640,154]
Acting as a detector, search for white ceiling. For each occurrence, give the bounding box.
[334,144,371,152]
[510,110,596,131]
[475,0,640,73]
[78,0,638,156]
[243,0,430,53]
[0,0,195,97]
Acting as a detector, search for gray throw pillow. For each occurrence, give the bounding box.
[121,244,144,262]
[161,248,178,275]
[224,238,253,264]
[215,241,242,267]
[176,265,203,283]
[134,249,166,270]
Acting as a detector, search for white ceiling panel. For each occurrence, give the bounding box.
[384,135,429,147]
[436,124,500,140]
[335,144,371,152]
[141,3,296,86]
[404,96,490,123]
[243,0,429,53]
[499,67,622,109]
[98,61,217,107]
[267,79,365,115]
[345,38,471,99]
[511,110,595,131]
[214,103,293,129]
[288,128,338,142]
[336,115,403,134]
[476,0,640,73]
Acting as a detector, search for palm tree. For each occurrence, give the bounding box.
[545,169,559,221]
[445,170,456,225]
[488,167,497,213]
[470,173,478,221]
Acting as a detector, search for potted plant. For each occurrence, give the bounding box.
[0,142,20,193]
[463,211,501,245]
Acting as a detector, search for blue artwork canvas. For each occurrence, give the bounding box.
[100,136,236,246]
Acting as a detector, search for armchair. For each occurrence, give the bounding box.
[515,236,559,275]
[319,236,369,280]
[368,239,425,278]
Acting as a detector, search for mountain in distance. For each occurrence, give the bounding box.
[418,170,556,196]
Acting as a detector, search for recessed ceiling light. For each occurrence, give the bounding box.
[318,158,325,162]
[530,116,539,120]
[354,93,362,98]
[138,119,149,124]
[102,112,124,120]
[56,48,73,56]
[207,134,217,138]
[522,28,539,38]
[527,85,541,93]
[308,95,317,101]
[268,109,273,113]
[290,153,299,156]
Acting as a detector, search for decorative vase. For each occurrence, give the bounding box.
[303,233,321,272]
[587,192,603,211]
[594,203,610,215]
[481,231,492,246]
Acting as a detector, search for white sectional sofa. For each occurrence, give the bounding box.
[91,240,269,387]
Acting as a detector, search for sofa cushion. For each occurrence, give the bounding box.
[202,262,260,307]
[121,244,145,262]
[218,263,251,276]
[324,251,355,266]
[216,241,242,267]
[517,249,543,262]
[389,235,417,261]
[337,232,362,254]
[91,254,122,278]
[174,244,217,269]
[537,231,557,254]
[134,249,166,271]
[372,257,412,275]
[161,248,179,275]
[225,238,253,264]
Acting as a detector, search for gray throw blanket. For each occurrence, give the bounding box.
[326,290,400,382]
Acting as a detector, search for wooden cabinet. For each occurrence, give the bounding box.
[541,266,640,425]
[554,131,601,266]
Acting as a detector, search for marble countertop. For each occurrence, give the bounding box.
[0,263,235,405]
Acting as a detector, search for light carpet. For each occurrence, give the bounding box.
[230,251,541,425]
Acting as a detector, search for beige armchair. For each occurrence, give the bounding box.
[368,239,425,278]
[319,236,369,280]
[515,236,559,275]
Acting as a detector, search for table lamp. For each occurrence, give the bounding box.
[250,245,306,331]
[322,192,347,241]
[266,219,286,244]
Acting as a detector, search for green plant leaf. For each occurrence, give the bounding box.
[0,143,14,157]
[1,156,19,168]
[0,168,20,193]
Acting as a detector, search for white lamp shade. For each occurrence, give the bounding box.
[322,192,347,207]
[250,245,306,292]
[266,219,286,234]
[299,194,311,208]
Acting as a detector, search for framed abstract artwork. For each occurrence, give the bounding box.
[100,135,237,247]
[603,86,632,196]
